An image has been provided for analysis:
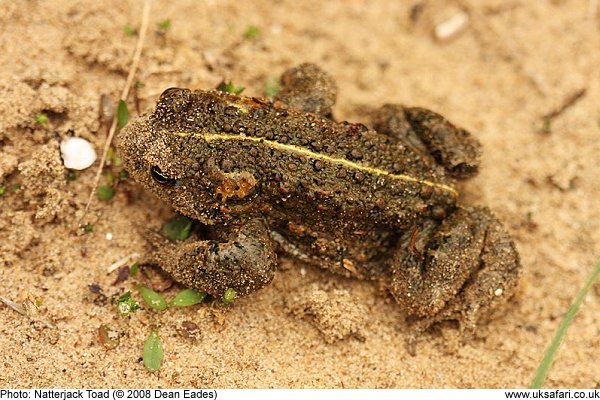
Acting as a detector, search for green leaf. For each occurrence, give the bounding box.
[124,25,137,37]
[143,329,164,372]
[83,223,94,233]
[216,81,245,95]
[161,215,193,241]
[157,19,172,31]
[264,76,281,98]
[0,185,5,197]
[169,289,206,307]
[97,185,116,201]
[137,285,168,311]
[542,117,552,133]
[35,113,49,125]
[105,171,115,186]
[530,257,600,388]
[243,25,261,39]
[222,288,237,304]
[130,262,139,276]
[116,291,140,316]
[117,100,129,129]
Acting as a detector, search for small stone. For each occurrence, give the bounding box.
[60,137,97,170]
[494,288,503,297]
[434,11,469,43]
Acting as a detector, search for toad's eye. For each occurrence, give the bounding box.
[150,165,177,186]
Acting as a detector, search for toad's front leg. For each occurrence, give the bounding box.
[275,63,337,118]
[147,218,277,298]
[389,207,520,333]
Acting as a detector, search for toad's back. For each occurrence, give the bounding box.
[122,89,459,234]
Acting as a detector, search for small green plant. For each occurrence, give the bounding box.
[161,215,193,241]
[243,25,261,39]
[97,185,116,201]
[105,171,115,186]
[138,284,206,310]
[11,183,21,192]
[169,289,206,308]
[116,291,140,316]
[217,81,245,95]
[222,288,237,304]
[530,257,600,388]
[83,223,94,233]
[264,76,281,98]
[35,112,49,125]
[130,263,139,276]
[0,185,5,197]
[542,118,552,133]
[137,285,168,311]
[143,329,164,372]
[117,100,129,129]
[157,19,172,31]
[124,25,137,37]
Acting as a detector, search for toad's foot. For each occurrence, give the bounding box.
[275,63,337,118]
[389,207,520,345]
[146,218,277,297]
[372,104,481,179]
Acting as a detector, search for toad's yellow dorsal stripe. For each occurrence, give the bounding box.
[166,130,458,196]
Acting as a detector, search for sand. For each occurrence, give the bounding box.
[1,0,599,388]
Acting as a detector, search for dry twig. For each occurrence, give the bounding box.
[106,252,141,274]
[541,88,587,133]
[79,0,152,227]
[0,295,27,316]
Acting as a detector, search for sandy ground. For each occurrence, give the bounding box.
[1,0,599,388]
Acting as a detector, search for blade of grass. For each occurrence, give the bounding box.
[530,257,600,388]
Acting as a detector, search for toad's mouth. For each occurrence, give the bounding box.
[164,130,458,197]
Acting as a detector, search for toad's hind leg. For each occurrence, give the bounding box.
[275,63,337,118]
[389,207,520,334]
[147,218,277,298]
[372,104,481,179]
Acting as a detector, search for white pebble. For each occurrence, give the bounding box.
[434,12,469,42]
[60,137,97,170]
[105,232,113,241]
[494,288,504,297]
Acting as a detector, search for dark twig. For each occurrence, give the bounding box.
[542,88,587,121]
[541,88,587,133]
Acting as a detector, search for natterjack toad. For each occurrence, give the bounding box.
[118,64,520,333]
